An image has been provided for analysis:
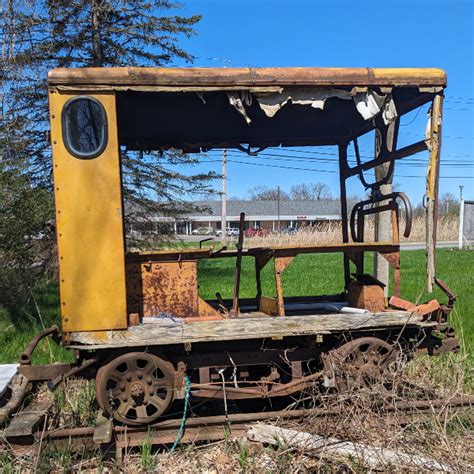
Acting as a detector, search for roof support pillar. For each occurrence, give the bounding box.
[426,94,444,293]
[338,142,350,290]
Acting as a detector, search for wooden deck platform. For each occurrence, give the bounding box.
[67,311,435,350]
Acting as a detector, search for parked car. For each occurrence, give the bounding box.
[191,227,212,235]
[245,227,265,237]
[215,227,239,237]
[281,226,297,235]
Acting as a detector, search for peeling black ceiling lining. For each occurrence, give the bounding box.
[116,88,435,152]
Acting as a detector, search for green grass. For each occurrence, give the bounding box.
[198,248,474,356]
[0,249,472,364]
[0,280,72,364]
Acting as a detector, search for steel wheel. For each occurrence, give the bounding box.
[96,352,175,425]
[324,337,399,391]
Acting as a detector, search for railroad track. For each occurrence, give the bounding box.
[3,395,473,460]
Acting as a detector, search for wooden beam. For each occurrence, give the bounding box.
[426,94,444,292]
[247,424,454,471]
[68,311,435,349]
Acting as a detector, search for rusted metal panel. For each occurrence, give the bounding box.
[197,298,223,320]
[18,363,71,382]
[48,67,447,88]
[347,284,385,313]
[259,296,279,316]
[126,261,199,319]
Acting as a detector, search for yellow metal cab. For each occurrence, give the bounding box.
[43,67,456,425]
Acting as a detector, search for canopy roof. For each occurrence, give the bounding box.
[48,67,446,151]
[48,67,446,88]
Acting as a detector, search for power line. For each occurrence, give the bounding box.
[222,150,474,168]
[401,132,474,140]
[211,147,473,164]
[277,146,473,161]
[198,157,473,179]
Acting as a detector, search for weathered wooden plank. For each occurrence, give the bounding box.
[247,424,455,471]
[68,311,435,349]
[4,400,52,439]
[48,67,447,88]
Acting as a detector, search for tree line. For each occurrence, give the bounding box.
[239,183,460,219]
[1,0,211,313]
[244,182,332,201]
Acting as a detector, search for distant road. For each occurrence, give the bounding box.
[401,241,457,250]
[173,235,458,250]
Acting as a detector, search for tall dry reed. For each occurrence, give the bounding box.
[245,215,459,248]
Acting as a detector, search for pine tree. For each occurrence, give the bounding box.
[1,0,216,247]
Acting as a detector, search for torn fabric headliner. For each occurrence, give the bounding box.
[48,67,446,151]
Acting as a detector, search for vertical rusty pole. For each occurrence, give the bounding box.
[231,212,245,316]
[221,149,227,246]
[426,94,444,293]
[338,142,350,289]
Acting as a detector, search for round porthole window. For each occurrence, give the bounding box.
[62,96,108,159]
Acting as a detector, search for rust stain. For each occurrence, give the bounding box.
[126,261,200,319]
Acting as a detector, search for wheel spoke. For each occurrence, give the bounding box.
[148,396,167,410]
[152,378,171,390]
[135,405,149,421]
[107,370,125,384]
[108,387,122,399]
[119,399,134,417]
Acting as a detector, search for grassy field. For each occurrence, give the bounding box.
[199,249,474,356]
[0,249,472,365]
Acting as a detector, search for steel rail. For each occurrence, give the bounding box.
[5,395,473,456]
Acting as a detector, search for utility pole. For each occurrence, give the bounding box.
[458,185,464,250]
[221,149,227,246]
[277,185,281,234]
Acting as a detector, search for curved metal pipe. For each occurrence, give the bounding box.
[20,325,60,365]
[395,192,413,238]
[349,192,413,242]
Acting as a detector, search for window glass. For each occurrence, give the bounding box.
[62,97,107,158]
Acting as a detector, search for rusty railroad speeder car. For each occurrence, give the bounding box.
[25,67,458,425]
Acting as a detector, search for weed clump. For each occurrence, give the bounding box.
[51,377,97,428]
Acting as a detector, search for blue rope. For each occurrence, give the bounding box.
[170,374,191,453]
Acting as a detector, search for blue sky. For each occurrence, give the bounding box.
[170,0,473,203]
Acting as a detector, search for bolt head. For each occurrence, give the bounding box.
[126,374,132,382]
[121,395,128,402]
[137,373,143,380]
